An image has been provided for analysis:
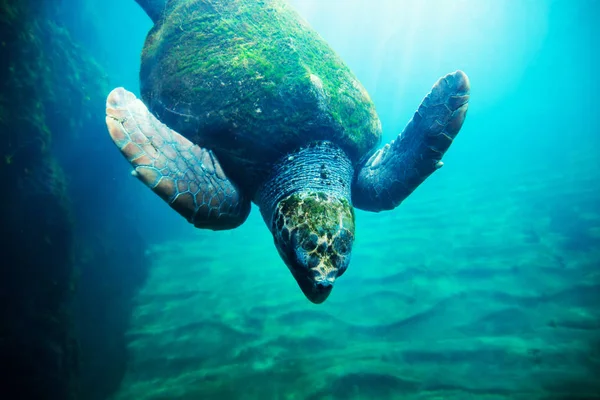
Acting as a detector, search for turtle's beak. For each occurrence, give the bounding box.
[293,267,336,304]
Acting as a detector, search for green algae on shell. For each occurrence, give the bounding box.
[140,0,382,190]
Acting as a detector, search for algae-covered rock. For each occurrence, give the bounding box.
[0,1,106,399]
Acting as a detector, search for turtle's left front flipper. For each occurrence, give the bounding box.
[105,87,250,230]
[352,70,470,212]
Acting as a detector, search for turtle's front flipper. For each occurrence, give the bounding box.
[105,87,250,230]
[352,70,470,212]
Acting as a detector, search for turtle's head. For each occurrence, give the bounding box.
[271,192,355,303]
[257,141,356,303]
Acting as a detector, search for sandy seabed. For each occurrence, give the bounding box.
[113,149,600,400]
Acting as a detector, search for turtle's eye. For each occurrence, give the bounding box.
[332,229,352,255]
[301,233,319,252]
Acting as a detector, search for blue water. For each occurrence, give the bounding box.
[61,0,600,232]
[50,1,600,398]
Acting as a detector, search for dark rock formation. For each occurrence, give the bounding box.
[0,1,149,399]
[0,1,78,398]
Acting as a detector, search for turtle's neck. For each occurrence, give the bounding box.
[255,141,354,228]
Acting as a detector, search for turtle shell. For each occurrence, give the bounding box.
[140,0,382,192]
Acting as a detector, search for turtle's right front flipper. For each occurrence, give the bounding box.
[105,87,250,230]
[352,70,470,212]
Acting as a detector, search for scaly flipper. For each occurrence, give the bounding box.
[352,70,470,211]
[105,87,250,230]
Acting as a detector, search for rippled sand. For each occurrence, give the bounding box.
[114,150,600,400]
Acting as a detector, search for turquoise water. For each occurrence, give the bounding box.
[64,0,600,398]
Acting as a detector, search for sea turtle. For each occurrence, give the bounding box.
[105,0,470,303]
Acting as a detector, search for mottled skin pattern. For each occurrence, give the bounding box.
[272,193,354,303]
[106,0,472,304]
